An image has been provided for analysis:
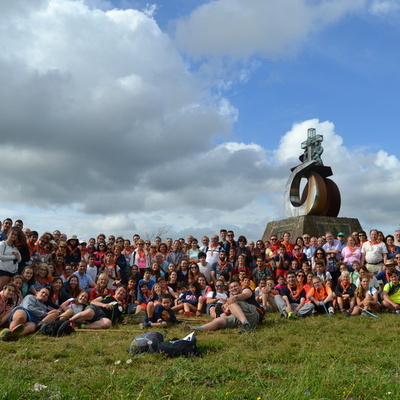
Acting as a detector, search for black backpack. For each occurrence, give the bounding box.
[127,331,197,357]
[158,332,197,357]
[37,320,75,337]
[127,331,164,355]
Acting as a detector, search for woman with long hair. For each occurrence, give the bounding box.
[0,227,22,290]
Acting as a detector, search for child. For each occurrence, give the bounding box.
[137,268,154,291]
[140,294,181,328]
[308,277,335,315]
[206,279,228,318]
[261,278,279,312]
[241,276,256,291]
[314,261,332,283]
[90,273,114,301]
[100,252,120,289]
[86,255,98,282]
[172,281,200,316]
[20,266,36,297]
[58,291,89,321]
[274,275,287,294]
[349,261,361,284]
[335,271,356,316]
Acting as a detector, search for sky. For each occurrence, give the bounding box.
[0,0,399,242]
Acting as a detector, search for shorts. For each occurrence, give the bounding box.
[86,304,107,323]
[9,307,38,324]
[0,270,16,277]
[223,301,261,329]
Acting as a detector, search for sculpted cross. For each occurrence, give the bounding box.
[300,128,324,165]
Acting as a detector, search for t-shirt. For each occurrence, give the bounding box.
[383,282,400,304]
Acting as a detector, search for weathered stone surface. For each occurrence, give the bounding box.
[262,215,363,242]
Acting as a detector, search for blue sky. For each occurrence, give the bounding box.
[0,0,399,241]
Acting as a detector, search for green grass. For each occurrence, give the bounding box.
[1,314,399,400]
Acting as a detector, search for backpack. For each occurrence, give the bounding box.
[37,320,75,337]
[127,331,164,355]
[127,331,197,357]
[158,332,197,358]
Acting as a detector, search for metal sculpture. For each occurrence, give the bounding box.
[284,128,341,217]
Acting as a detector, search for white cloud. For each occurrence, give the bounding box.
[174,0,366,59]
[369,0,400,15]
[1,1,399,242]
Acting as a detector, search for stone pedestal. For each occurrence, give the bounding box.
[262,216,363,242]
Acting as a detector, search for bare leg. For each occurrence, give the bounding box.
[192,317,227,331]
[227,303,247,323]
[70,308,95,324]
[84,317,111,329]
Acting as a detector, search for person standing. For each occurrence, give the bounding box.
[0,228,22,290]
[360,229,388,275]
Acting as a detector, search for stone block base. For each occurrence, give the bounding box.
[262,216,363,242]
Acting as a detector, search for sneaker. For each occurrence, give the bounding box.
[130,311,146,324]
[281,311,288,318]
[181,322,203,332]
[287,312,294,318]
[329,310,334,317]
[140,322,151,330]
[395,310,400,315]
[195,310,202,317]
[237,322,252,334]
[0,328,12,341]
[183,312,194,317]
[11,324,25,336]
[341,310,351,317]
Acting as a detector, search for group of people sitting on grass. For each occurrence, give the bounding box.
[1,218,400,340]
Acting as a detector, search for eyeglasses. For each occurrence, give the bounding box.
[227,234,234,237]
[395,257,400,259]
[303,237,310,240]
[316,252,323,255]
[215,285,224,287]
[294,248,300,251]
[297,274,305,277]
[359,234,366,237]
[190,266,199,269]
[271,238,277,241]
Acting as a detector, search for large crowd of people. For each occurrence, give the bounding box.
[1,217,399,340]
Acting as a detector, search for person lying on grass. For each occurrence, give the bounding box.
[185,280,264,333]
[1,286,58,341]
[68,286,127,329]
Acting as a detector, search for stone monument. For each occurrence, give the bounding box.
[262,128,362,240]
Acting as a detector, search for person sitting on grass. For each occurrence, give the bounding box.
[381,272,400,313]
[0,283,20,328]
[1,287,58,341]
[185,280,264,333]
[206,279,228,318]
[68,286,127,329]
[275,271,314,318]
[140,294,182,329]
[351,276,381,316]
[196,274,212,316]
[334,271,356,316]
[258,278,279,313]
[172,280,201,317]
[308,277,335,316]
